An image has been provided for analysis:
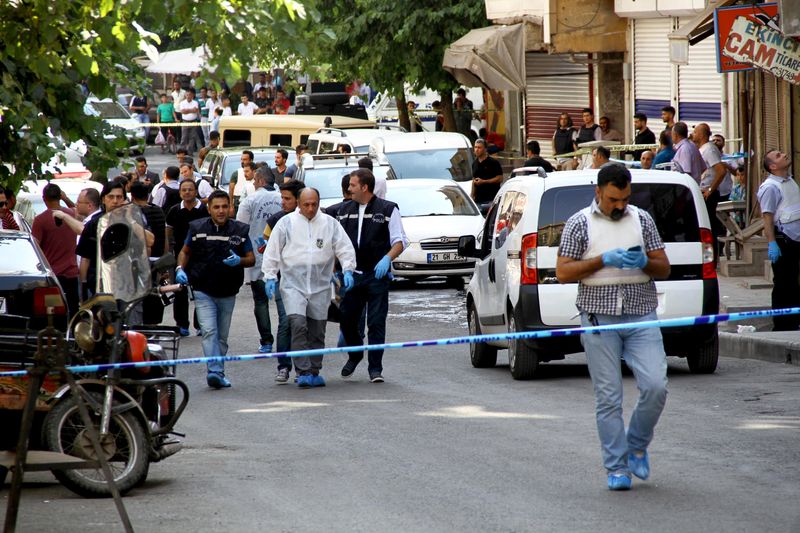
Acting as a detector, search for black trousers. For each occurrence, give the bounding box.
[57,275,79,321]
[705,191,728,258]
[173,286,200,330]
[771,232,800,331]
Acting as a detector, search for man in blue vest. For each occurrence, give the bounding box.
[337,168,407,383]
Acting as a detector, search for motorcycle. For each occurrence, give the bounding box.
[0,203,189,497]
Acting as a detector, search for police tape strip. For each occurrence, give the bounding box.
[0,306,796,378]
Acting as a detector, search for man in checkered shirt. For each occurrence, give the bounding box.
[556,164,671,491]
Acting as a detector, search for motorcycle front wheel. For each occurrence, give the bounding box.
[43,394,149,497]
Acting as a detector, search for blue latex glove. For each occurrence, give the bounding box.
[374,255,392,279]
[343,271,354,292]
[601,248,626,269]
[265,279,277,300]
[175,268,188,285]
[256,236,266,248]
[768,241,781,263]
[622,249,648,269]
[222,249,241,267]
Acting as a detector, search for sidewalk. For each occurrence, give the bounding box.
[716,275,800,366]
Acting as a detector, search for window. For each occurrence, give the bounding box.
[479,202,500,257]
[0,237,44,275]
[270,134,292,146]
[385,184,478,217]
[223,129,251,147]
[494,192,518,249]
[537,183,700,247]
[384,148,473,182]
[307,139,319,154]
[319,142,335,154]
[300,134,310,145]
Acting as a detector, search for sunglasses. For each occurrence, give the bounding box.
[0,201,7,207]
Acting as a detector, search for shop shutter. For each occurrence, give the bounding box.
[762,74,780,151]
[524,53,589,158]
[633,18,672,120]
[677,17,724,136]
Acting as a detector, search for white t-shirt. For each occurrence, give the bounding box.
[222,106,233,116]
[179,99,199,121]
[699,142,732,196]
[237,102,257,116]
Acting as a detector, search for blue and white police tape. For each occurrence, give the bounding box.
[0,306,797,378]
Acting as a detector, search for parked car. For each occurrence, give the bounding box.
[84,97,145,153]
[458,168,719,380]
[306,126,406,155]
[0,230,68,335]
[17,178,103,219]
[296,153,395,208]
[385,179,483,283]
[199,147,297,190]
[369,132,474,195]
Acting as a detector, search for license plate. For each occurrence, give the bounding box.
[0,297,5,314]
[427,252,467,263]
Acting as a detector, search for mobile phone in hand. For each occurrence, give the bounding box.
[627,245,642,252]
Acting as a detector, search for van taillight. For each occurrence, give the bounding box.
[699,228,717,279]
[33,287,66,316]
[521,233,538,285]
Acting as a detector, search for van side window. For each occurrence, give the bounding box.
[270,134,292,146]
[320,141,335,154]
[300,134,310,145]
[479,202,500,257]
[223,129,251,147]
[494,192,518,249]
[307,139,319,154]
[509,192,527,232]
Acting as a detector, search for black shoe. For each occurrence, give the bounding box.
[369,372,384,383]
[341,360,358,378]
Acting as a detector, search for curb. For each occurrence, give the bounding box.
[720,331,800,365]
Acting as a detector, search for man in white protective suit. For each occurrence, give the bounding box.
[261,187,357,388]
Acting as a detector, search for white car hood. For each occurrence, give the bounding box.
[400,215,483,242]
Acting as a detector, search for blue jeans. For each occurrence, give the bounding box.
[580,311,668,473]
[194,291,236,374]
[340,272,389,374]
[250,279,273,346]
[275,282,292,370]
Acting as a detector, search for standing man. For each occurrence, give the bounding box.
[263,188,356,387]
[471,138,503,209]
[166,179,207,336]
[556,164,670,491]
[695,123,732,257]
[522,140,555,173]
[639,150,654,170]
[653,131,676,169]
[229,150,255,212]
[671,122,706,184]
[75,187,101,222]
[591,146,611,169]
[198,130,220,169]
[661,106,676,134]
[179,89,202,155]
[130,181,168,258]
[32,183,80,318]
[175,190,255,388]
[0,187,20,230]
[129,156,160,188]
[273,148,289,186]
[337,169,407,383]
[254,87,272,114]
[599,116,624,143]
[129,93,150,142]
[237,94,257,116]
[574,108,602,149]
[757,150,800,332]
[170,80,186,144]
[150,166,182,212]
[633,113,656,161]
[237,167,283,354]
[284,144,307,179]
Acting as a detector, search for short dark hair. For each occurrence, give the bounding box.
[279,178,305,199]
[582,107,593,115]
[186,88,195,95]
[43,183,62,201]
[246,162,257,171]
[176,147,188,155]
[597,164,631,189]
[214,108,223,116]
[165,166,180,181]
[672,121,688,139]
[207,190,229,205]
[134,156,147,165]
[277,148,289,160]
[351,168,375,193]
[633,112,648,122]
[763,150,778,173]
[339,144,352,154]
[658,130,673,148]
[593,146,610,159]
[456,88,466,96]
[209,131,220,140]
[295,144,308,152]
[82,188,100,208]
[179,178,198,192]
[130,181,149,201]
[242,150,254,161]
[182,157,194,168]
[526,140,541,155]
[358,157,373,171]
[661,105,676,115]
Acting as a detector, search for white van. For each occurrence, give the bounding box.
[458,168,720,379]
[367,87,484,135]
[306,126,406,155]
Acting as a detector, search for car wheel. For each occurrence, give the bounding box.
[508,307,539,380]
[686,329,719,374]
[468,302,497,368]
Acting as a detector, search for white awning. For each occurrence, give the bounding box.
[145,48,209,75]
[442,23,526,91]
[667,0,737,64]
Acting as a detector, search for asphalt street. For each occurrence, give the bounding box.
[3,275,800,533]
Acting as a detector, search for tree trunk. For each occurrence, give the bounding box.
[440,91,456,132]
[396,94,410,131]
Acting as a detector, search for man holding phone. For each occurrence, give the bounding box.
[555,164,671,491]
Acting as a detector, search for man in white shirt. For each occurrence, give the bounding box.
[179,88,202,154]
[237,95,257,116]
[694,123,732,257]
[170,80,186,144]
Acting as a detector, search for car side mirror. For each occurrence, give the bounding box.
[152,254,177,273]
[458,235,478,258]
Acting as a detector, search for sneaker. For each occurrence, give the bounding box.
[369,372,384,383]
[207,372,231,389]
[341,360,358,378]
[259,343,273,354]
[274,368,290,384]
[297,374,313,388]
[195,329,202,337]
[311,374,326,387]
[628,451,650,480]
[607,471,632,491]
[179,327,190,337]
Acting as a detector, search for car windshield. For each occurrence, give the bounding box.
[387,184,479,217]
[385,148,473,182]
[0,237,45,275]
[87,101,131,119]
[303,166,394,200]
[219,152,297,188]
